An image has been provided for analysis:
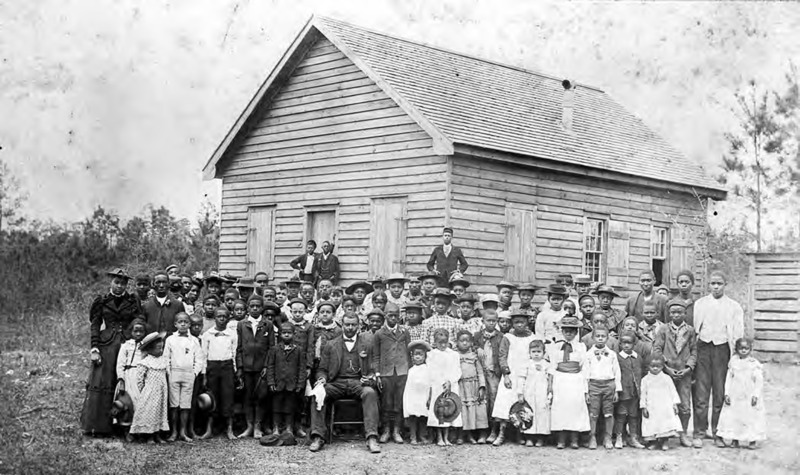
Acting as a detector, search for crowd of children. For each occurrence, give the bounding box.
[81,254,764,453]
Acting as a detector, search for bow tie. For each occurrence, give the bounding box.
[344,338,356,343]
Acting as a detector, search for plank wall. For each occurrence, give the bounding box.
[748,252,800,362]
[218,38,446,283]
[450,154,708,300]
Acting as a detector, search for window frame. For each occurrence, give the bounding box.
[583,216,608,283]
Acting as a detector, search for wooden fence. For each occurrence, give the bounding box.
[748,252,800,362]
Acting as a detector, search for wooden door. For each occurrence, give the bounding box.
[246,207,275,278]
[607,219,631,288]
[369,197,408,278]
[503,204,536,282]
[307,209,337,248]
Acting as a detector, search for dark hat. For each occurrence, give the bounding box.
[278,431,297,446]
[346,281,374,295]
[666,299,687,309]
[417,272,440,282]
[112,383,133,414]
[454,293,477,304]
[408,340,432,353]
[259,433,281,446]
[517,283,543,293]
[509,312,530,321]
[402,300,423,310]
[262,301,281,313]
[509,401,534,431]
[288,297,308,308]
[434,391,462,424]
[282,276,303,287]
[222,273,239,283]
[559,316,583,329]
[369,275,387,285]
[573,274,593,285]
[140,331,166,351]
[165,264,179,274]
[235,277,255,289]
[204,271,223,284]
[386,272,410,284]
[134,273,151,284]
[442,226,454,235]
[448,273,470,288]
[432,287,454,300]
[496,281,518,291]
[366,307,385,318]
[197,391,216,412]
[106,268,131,281]
[594,285,621,298]
[316,300,336,312]
[546,284,569,296]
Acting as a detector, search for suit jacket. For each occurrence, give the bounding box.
[472,329,503,375]
[317,252,340,284]
[236,318,275,372]
[624,292,668,323]
[266,344,306,392]
[653,323,697,371]
[426,245,468,282]
[142,295,185,335]
[318,333,374,382]
[372,325,411,376]
[290,252,319,281]
[90,292,142,349]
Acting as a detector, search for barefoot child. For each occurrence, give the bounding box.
[200,308,237,440]
[427,328,462,446]
[130,332,169,443]
[614,332,645,449]
[236,295,274,438]
[474,309,502,444]
[582,326,621,450]
[115,318,147,440]
[374,302,411,444]
[716,338,765,449]
[403,340,433,445]
[266,323,306,437]
[640,355,682,450]
[491,313,535,446]
[164,312,203,442]
[516,339,551,447]
[455,330,488,444]
[547,316,589,449]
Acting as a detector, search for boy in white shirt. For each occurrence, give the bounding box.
[582,326,621,450]
[164,312,203,442]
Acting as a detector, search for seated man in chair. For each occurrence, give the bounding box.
[308,314,381,453]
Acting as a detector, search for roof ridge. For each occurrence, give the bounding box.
[314,15,606,93]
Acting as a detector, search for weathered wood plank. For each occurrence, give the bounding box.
[754,311,799,322]
[752,275,800,285]
[754,283,800,291]
[754,268,800,276]
[755,290,800,300]
[753,320,799,331]
[754,330,798,341]
[258,97,398,128]
[753,253,800,262]
[281,71,369,95]
[753,339,798,352]
[242,115,415,148]
[752,261,800,269]
[753,300,800,312]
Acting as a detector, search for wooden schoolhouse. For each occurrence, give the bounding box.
[203,16,727,297]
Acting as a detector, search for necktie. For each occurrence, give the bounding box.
[562,342,572,362]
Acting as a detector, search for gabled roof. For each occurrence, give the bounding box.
[204,15,725,196]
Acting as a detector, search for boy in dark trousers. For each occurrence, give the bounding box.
[654,300,697,448]
[286,297,314,436]
[200,308,237,440]
[266,323,307,436]
[373,302,411,444]
[235,295,274,439]
[473,308,503,444]
[614,331,646,449]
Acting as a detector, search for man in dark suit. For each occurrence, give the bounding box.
[142,272,186,334]
[316,240,340,285]
[426,227,469,286]
[308,314,381,453]
[290,240,320,283]
[372,303,411,443]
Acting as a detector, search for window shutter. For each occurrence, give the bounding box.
[607,220,630,287]
[669,224,696,286]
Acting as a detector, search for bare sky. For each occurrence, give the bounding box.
[2,0,798,227]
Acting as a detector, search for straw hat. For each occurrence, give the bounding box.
[434,391,462,424]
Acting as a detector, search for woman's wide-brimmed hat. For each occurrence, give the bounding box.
[448,272,470,288]
[559,316,583,329]
[417,272,440,282]
[386,272,410,284]
[495,281,518,291]
[432,287,454,301]
[509,401,534,431]
[516,283,542,293]
[546,283,569,296]
[106,268,131,281]
[434,391,462,424]
[345,281,374,295]
[594,284,622,298]
[139,331,166,352]
[408,340,432,353]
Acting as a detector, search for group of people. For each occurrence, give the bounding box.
[80,229,765,455]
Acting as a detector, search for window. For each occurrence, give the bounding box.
[651,226,669,286]
[583,218,606,282]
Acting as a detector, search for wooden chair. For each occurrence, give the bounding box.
[327,398,364,444]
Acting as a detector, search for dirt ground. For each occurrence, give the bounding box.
[1,350,798,475]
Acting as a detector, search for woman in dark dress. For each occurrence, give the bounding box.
[80,268,142,435]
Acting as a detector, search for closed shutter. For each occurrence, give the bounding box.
[503,204,536,281]
[606,220,630,287]
[246,207,275,278]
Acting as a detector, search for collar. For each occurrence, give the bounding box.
[343,335,358,343]
[619,350,638,359]
[316,321,338,330]
[289,319,306,327]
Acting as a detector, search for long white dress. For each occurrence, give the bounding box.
[404,363,432,418]
[640,371,682,439]
[716,356,766,442]
[427,348,462,428]
[547,339,590,431]
[492,333,536,420]
[115,339,143,407]
[518,360,551,435]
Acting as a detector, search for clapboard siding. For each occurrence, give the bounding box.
[748,253,800,362]
[450,155,706,297]
[218,37,446,283]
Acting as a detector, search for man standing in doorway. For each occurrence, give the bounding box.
[317,240,340,285]
[691,270,744,449]
[426,227,469,287]
[290,240,319,284]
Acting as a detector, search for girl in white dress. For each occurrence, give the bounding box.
[492,313,536,446]
[640,355,682,450]
[517,339,552,447]
[404,340,433,445]
[716,338,766,449]
[546,316,589,449]
[427,328,462,446]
